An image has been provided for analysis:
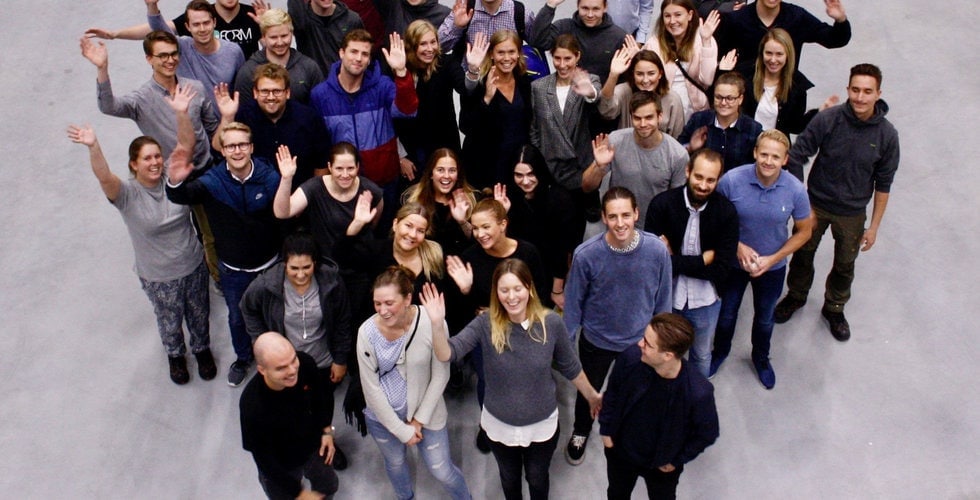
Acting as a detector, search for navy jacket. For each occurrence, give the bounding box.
[679,111,762,172]
[645,186,740,292]
[598,346,719,467]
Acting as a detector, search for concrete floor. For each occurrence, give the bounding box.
[1,0,977,498]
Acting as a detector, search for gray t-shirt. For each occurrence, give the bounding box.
[112,178,203,282]
[608,128,688,230]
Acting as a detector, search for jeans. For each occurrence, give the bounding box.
[218,262,261,363]
[365,419,471,500]
[488,426,559,500]
[675,300,722,378]
[713,266,786,364]
[604,446,683,500]
[573,335,620,435]
[139,261,210,357]
[257,451,338,500]
[785,206,866,312]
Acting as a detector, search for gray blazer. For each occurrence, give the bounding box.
[529,72,602,191]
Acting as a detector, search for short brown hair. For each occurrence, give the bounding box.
[143,30,178,56]
[342,29,373,50]
[649,313,694,357]
[253,63,291,89]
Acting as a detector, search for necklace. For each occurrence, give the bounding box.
[608,230,641,253]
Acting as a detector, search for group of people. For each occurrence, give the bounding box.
[73,0,899,498]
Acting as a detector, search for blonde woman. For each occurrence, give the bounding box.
[423,259,601,500]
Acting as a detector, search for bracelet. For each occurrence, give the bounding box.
[552,290,564,294]
[323,425,335,436]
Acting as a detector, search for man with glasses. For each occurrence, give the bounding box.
[233,9,324,106]
[582,91,688,231]
[167,122,283,386]
[678,72,762,172]
[598,313,719,499]
[215,63,330,190]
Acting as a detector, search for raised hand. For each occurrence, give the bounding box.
[465,32,489,75]
[622,34,641,58]
[484,67,500,104]
[449,188,471,222]
[609,45,633,78]
[276,144,298,178]
[445,256,473,294]
[383,32,408,76]
[825,0,847,22]
[719,49,738,72]
[213,82,240,119]
[592,133,615,167]
[79,36,108,69]
[248,0,271,23]
[419,282,446,325]
[493,183,511,212]
[84,27,117,40]
[820,94,840,111]
[167,83,197,114]
[699,9,721,42]
[451,0,474,28]
[570,68,596,98]
[67,124,97,148]
[689,126,708,151]
[352,190,377,226]
[167,144,195,184]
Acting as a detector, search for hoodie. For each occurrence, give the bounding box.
[530,7,628,82]
[788,99,900,216]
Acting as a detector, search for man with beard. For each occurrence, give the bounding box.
[167,122,283,386]
[582,91,688,230]
[233,9,324,105]
[217,63,330,190]
[645,149,739,377]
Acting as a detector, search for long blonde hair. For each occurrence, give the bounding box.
[392,202,445,280]
[479,30,527,78]
[753,28,796,104]
[488,259,549,354]
[404,20,440,82]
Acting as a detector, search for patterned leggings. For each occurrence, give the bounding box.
[139,261,210,357]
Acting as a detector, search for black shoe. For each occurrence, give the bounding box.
[227,359,251,386]
[708,353,727,379]
[168,356,190,385]
[822,310,851,342]
[332,446,349,471]
[476,428,492,454]
[195,349,217,380]
[774,296,806,324]
[565,433,588,465]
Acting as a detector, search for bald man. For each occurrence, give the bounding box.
[240,333,339,499]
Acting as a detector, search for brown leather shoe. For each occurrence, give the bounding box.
[774,296,806,324]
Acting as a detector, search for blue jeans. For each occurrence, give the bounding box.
[676,300,721,378]
[218,262,261,363]
[714,266,786,364]
[366,418,471,500]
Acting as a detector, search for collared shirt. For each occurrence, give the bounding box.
[679,110,762,172]
[673,189,718,309]
[717,164,810,270]
[97,77,217,169]
[437,0,535,52]
[606,0,654,43]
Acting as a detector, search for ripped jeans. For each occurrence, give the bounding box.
[365,417,471,500]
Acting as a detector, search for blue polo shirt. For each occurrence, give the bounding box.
[717,164,810,270]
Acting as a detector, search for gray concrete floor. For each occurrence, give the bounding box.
[1,0,978,498]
